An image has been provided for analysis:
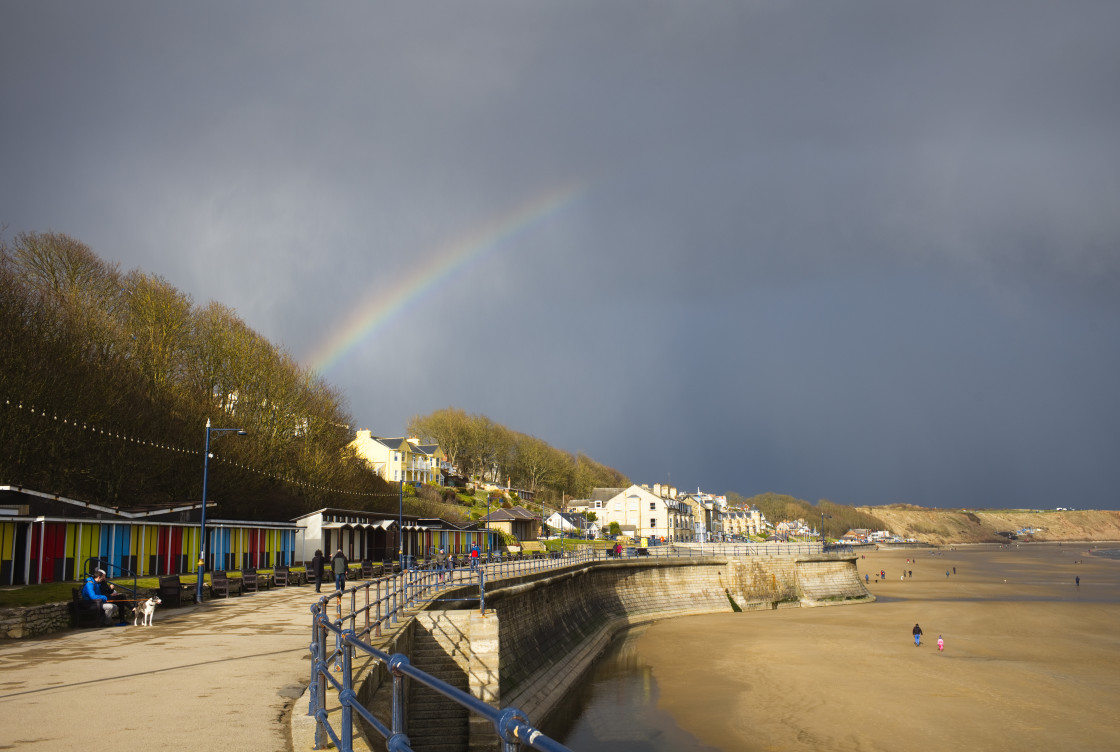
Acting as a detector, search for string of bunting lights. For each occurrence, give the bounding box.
[3,396,400,498]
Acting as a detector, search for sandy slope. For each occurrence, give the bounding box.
[853,508,1120,545]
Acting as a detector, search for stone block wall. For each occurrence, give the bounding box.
[0,601,72,639]
[795,555,872,605]
[351,554,872,752]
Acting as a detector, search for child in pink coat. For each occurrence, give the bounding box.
[937,635,944,652]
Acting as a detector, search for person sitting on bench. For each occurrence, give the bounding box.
[81,569,118,626]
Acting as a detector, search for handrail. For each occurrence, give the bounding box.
[307,541,850,749]
[309,587,571,751]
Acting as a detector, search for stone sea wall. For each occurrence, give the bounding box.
[352,553,871,751]
[488,553,871,727]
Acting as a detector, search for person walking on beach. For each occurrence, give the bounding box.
[937,634,944,652]
[1076,575,1080,587]
[913,623,923,647]
[946,570,950,578]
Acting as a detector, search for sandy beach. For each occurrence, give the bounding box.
[634,543,1120,752]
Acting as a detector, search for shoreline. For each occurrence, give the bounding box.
[633,543,1120,751]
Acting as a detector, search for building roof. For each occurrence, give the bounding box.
[482,505,540,522]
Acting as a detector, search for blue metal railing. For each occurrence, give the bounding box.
[307,541,850,749]
[309,567,571,752]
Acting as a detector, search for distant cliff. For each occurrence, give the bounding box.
[854,507,1120,545]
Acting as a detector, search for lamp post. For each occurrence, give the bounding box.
[398,480,404,573]
[820,512,832,549]
[197,419,246,604]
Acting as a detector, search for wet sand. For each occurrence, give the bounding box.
[635,543,1120,752]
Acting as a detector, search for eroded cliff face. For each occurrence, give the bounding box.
[855,508,1120,545]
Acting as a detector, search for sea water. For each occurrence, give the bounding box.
[544,626,720,752]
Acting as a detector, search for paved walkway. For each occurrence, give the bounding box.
[0,585,320,752]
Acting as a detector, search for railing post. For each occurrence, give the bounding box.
[308,607,321,714]
[363,583,370,640]
[479,567,486,615]
[339,629,355,752]
[313,612,329,749]
[375,579,383,636]
[390,573,398,625]
[388,654,411,751]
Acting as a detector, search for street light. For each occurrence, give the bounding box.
[398,479,404,573]
[820,512,832,549]
[197,418,246,604]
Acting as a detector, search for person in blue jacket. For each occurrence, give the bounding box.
[81,569,118,626]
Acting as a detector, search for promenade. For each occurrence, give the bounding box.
[0,584,317,752]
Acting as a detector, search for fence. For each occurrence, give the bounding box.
[307,540,848,749]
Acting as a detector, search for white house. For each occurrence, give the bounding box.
[544,511,599,538]
[596,483,696,543]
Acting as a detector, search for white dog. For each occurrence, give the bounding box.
[133,595,162,627]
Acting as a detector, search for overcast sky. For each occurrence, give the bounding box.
[3,1,1118,510]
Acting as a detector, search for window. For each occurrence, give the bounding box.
[649,502,656,510]
[594,500,602,508]
[651,518,657,529]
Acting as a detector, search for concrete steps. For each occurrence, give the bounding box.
[407,626,470,752]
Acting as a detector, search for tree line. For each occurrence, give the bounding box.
[0,231,396,520]
[407,407,629,506]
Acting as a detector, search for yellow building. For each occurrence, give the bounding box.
[349,431,448,484]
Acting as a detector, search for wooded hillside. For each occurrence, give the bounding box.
[1,231,393,519]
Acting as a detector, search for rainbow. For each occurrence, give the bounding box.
[306,181,586,375]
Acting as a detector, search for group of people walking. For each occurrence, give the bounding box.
[307,544,484,593]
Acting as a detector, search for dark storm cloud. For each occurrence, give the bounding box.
[2,1,1118,509]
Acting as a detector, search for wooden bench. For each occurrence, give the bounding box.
[241,571,268,593]
[158,575,183,608]
[272,566,290,587]
[70,587,101,628]
[209,570,241,598]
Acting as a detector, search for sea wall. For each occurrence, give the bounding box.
[393,553,871,749]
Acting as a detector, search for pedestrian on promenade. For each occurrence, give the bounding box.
[81,569,117,626]
[938,635,944,652]
[437,548,447,581]
[913,623,923,647]
[331,548,348,592]
[469,543,480,569]
[310,549,324,593]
